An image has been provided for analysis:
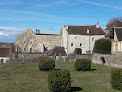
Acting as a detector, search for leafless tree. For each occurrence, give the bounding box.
[16,30,38,61]
[105,17,122,38]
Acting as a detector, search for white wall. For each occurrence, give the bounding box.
[59,26,68,53]
[0,57,10,63]
[67,35,105,54]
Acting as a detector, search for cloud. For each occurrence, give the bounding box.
[0,26,25,38]
[79,0,122,10]
[0,32,9,36]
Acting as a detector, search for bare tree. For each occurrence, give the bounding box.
[105,17,122,38]
[16,29,38,61]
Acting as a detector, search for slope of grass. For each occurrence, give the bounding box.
[0,62,121,92]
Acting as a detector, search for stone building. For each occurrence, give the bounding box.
[16,22,105,55]
[16,28,59,53]
[111,27,122,54]
[59,21,105,54]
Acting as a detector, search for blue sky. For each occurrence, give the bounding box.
[0,0,122,43]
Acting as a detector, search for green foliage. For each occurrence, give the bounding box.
[111,68,122,90]
[74,48,82,55]
[48,69,71,92]
[75,59,91,71]
[38,58,55,71]
[93,39,111,54]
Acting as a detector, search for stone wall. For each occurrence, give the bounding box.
[92,53,122,68]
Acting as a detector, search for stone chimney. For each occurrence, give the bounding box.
[96,21,99,28]
[36,29,40,34]
[65,24,68,30]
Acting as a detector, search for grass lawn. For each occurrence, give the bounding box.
[0,62,121,92]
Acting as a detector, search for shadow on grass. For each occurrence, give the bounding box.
[90,69,96,72]
[69,87,82,92]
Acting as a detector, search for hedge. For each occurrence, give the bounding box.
[75,59,91,71]
[111,68,122,90]
[48,69,71,92]
[93,38,111,54]
[38,58,55,71]
[74,48,82,55]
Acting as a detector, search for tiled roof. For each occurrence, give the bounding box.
[115,28,122,41]
[0,48,11,57]
[36,33,58,36]
[46,46,67,56]
[67,25,105,35]
[0,43,12,48]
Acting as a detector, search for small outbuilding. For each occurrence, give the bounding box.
[46,46,67,60]
[0,48,11,64]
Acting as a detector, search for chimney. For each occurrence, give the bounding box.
[36,29,40,34]
[96,21,99,28]
[65,24,68,30]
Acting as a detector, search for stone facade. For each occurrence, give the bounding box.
[92,53,122,68]
[16,28,59,53]
[59,22,105,54]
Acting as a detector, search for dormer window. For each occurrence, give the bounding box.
[87,29,90,33]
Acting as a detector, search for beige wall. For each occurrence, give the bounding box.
[36,35,59,52]
[112,28,122,53]
[16,28,59,53]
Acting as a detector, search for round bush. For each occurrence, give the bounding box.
[48,69,71,92]
[111,68,122,90]
[38,58,55,71]
[93,38,111,54]
[75,59,91,71]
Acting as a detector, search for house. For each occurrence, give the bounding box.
[111,27,122,53]
[0,42,12,48]
[46,46,67,60]
[0,48,11,64]
[16,28,59,53]
[59,21,105,54]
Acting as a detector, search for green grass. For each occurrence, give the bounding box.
[0,62,121,92]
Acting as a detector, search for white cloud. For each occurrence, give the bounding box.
[0,32,9,36]
[79,0,122,10]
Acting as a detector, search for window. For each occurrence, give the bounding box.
[71,43,73,46]
[92,37,94,41]
[24,41,26,44]
[24,48,26,52]
[30,41,32,44]
[80,43,82,46]
[30,48,32,52]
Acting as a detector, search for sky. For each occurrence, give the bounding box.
[0,0,122,43]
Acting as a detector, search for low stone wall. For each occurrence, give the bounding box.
[92,53,122,68]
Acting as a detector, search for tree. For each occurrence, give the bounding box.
[105,17,122,38]
[15,29,39,61]
[93,39,111,54]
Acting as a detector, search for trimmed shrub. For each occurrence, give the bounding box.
[93,38,111,54]
[74,48,82,55]
[75,59,91,71]
[38,58,55,71]
[48,69,71,92]
[111,68,122,90]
